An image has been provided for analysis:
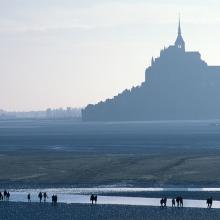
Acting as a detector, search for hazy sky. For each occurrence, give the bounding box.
[1,0,220,111]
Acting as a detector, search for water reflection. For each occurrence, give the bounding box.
[4,188,220,209]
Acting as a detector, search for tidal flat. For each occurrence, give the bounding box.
[1,150,220,186]
[1,119,220,186]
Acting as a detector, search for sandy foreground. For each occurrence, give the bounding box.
[0,202,220,220]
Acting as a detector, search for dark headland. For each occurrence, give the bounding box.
[82,20,220,121]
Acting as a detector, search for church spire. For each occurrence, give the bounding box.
[175,15,185,51]
[178,15,181,36]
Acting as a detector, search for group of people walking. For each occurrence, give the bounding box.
[161,196,213,208]
[26,192,58,205]
[172,196,184,207]
[90,194,98,204]
[160,197,167,207]
[0,190,10,201]
[160,196,183,208]
[38,192,48,203]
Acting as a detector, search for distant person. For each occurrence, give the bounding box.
[160,198,164,208]
[52,194,55,206]
[172,198,175,207]
[90,194,95,205]
[94,195,97,204]
[54,195,58,206]
[210,197,213,208]
[43,192,48,202]
[180,197,183,207]
[4,190,7,200]
[176,197,180,207]
[0,192,3,200]
[27,193,31,202]
[164,197,167,207]
[38,192,43,203]
[7,192,10,201]
[207,197,213,208]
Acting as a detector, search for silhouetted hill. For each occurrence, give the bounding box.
[82,20,220,121]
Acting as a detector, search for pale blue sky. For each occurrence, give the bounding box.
[1,0,220,110]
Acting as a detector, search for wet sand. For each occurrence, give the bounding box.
[0,202,220,220]
[2,119,220,186]
[2,150,220,187]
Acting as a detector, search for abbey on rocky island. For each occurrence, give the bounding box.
[82,20,220,121]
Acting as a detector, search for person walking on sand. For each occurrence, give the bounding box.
[52,194,58,206]
[3,190,7,200]
[207,197,213,208]
[38,192,43,203]
[90,194,94,204]
[54,195,58,206]
[52,194,54,206]
[94,195,97,204]
[6,192,10,201]
[160,198,163,207]
[164,197,167,207]
[176,197,180,207]
[180,197,183,207]
[172,198,175,207]
[27,193,31,202]
[210,197,213,208]
[43,192,48,202]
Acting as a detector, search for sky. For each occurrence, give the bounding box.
[1,0,220,111]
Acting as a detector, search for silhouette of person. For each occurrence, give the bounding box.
[180,197,183,207]
[210,197,213,208]
[4,190,7,200]
[176,197,180,207]
[172,198,175,207]
[52,194,54,206]
[54,195,57,205]
[164,197,167,207]
[94,195,97,204]
[160,198,164,208]
[6,192,10,201]
[90,194,95,204]
[43,192,48,202]
[38,192,43,203]
[27,193,31,202]
[207,197,213,208]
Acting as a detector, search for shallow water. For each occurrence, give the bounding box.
[1,119,220,153]
[2,188,220,209]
